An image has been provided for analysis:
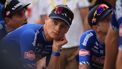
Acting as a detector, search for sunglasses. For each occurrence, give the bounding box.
[93,4,109,17]
[92,4,109,23]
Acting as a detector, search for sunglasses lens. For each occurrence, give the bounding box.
[96,4,109,15]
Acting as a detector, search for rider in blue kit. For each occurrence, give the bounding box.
[0,5,74,69]
[1,24,52,69]
[79,3,112,69]
[0,0,29,40]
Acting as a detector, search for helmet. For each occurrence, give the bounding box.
[88,3,112,27]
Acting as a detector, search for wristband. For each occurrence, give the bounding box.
[52,51,60,56]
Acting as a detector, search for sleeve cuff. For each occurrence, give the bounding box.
[51,51,60,56]
[79,61,90,65]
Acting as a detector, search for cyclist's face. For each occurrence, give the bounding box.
[9,9,27,29]
[98,15,111,35]
[45,18,69,40]
[12,9,27,26]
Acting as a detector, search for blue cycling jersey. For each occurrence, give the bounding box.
[0,24,52,69]
[79,30,105,69]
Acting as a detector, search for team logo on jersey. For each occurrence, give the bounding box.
[79,49,90,56]
[82,32,93,46]
[92,56,104,65]
[24,50,36,61]
[119,24,122,36]
[94,45,98,49]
